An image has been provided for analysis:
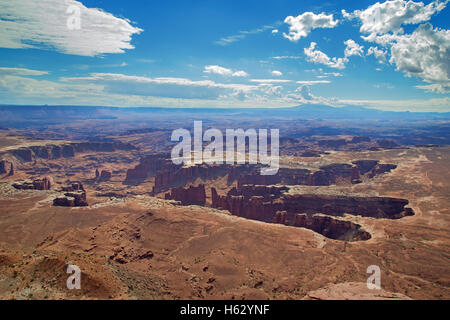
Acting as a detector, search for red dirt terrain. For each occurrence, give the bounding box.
[0,132,449,300]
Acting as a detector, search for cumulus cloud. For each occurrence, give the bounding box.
[342,0,447,36]
[389,23,450,93]
[344,39,364,57]
[283,12,339,41]
[204,65,248,77]
[343,1,449,93]
[271,70,283,76]
[367,46,388,63]
[297,85,314,100]
[231,70,249,77]
[0,0,143,56]
[304,42,347,69]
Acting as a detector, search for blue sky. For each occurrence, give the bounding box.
[0,0,448,111]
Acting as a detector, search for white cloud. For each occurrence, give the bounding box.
[204,65,233,76]
[66,73,258,98]
[271,70,283,76]
[0,67,49,76]
[215,22,281,46]
[232,70,249,77]
[338,97,450,112]
[389,23,450,93]
[204,65,248,77]
[367,46,388,63]
[283,12,339,41]
[258,84,283,96]
[304,42,347,69]
[344,39,364,57]
[324,72,343,77]
[296,80,331,85]
[272,29,279,34]
[1,70,448,111]
[272,56,302,60]
[343,1,449,93]
[415,83,449,93]
[342,0,447,36]
[296,85,314,100]
[0,0,143,56]
[250,79,292,83]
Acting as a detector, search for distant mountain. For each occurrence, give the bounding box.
[0,104,449,129]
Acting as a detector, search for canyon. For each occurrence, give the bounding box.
[0,113,448,300]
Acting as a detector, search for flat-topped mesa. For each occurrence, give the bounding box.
[99,170,112,181]
[6,142,137,162]
[154,164,229,193]
[11,148,33,162]
[53,191,87,207]
[211,186,413,241]
[318,139,348,149]
[278,194,413,220]
[377,139,399,148]
[164,184,206,206]
[54,182,88,207]
[367,164,397,178]
[12,176,53,190]
[312,163,360,185]
[237,160,397,188]
[212,187,414,222]
[153,163,257,193]
[350,136,371,144]
[125,154,173,182]
[61,182,85,192]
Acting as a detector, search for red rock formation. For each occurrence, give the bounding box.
[154,164,244,192]
[53,183,88,207]
[212,187,414,221]
[9,163,14,176]
[367,164,397,178]
[318,139,348,148]
[8,142,137,163]
[0,160,7,174]
[100,170,112,181]
[238,164,362,187]
[62,145,75,158]
[13,177,52,190]
[293,214,371,242]
[61,182,85,192]
[12,148,32,162]
[350,136,371,144]
[125,154,173,182]
[352,160,379,175]
[377,139,399,148]
[273,211,287,224]
[95,169,100,179]
[165,185,206,206]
